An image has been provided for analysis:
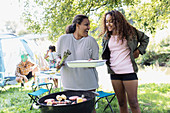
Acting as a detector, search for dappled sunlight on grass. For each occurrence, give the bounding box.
[0,86,59,113]
[138,83,170,113]
[0,81,170,113]
[160,92,170,97]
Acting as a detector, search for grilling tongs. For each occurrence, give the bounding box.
[56,49,71,71]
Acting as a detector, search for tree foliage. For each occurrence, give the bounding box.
[4,21,18,33]
[22,0,169,41]
[22,0,134,41]
[125,0,169,34]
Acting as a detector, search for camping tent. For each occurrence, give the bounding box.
[0,34,48,78]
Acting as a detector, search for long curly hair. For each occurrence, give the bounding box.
[99,10,136,41]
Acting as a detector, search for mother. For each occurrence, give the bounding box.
[56,15,99,92]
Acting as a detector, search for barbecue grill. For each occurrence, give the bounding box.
[38,90,96,113]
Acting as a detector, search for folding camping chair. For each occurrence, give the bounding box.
[28,88,50,110]
[95,91,116,113]
[31,82,53,92]
[0,72,10,91]
[29,81,53,110]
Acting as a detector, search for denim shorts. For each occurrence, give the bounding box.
[110,73,138,81]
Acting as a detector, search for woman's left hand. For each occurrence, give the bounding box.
[133,49,140,58]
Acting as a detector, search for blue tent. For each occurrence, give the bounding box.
[20,39,34,61]
[0,34,48,78]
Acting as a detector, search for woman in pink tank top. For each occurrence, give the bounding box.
[100,10,149,113]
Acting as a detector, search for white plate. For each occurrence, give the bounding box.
[67,60,106,68]
[43,71,56,74]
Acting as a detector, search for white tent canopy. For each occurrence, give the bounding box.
[0,34,48,77]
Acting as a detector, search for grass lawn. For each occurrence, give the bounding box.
[0,83,169,113]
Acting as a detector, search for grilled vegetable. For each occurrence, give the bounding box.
[56,49,71,71]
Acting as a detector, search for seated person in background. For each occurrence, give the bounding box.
[15,54,38,87]
[44,45,58,88]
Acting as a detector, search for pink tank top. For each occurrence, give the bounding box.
[108,35,134,74]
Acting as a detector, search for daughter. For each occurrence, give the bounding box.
[44,45,58,88]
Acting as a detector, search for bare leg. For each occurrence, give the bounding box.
[16,77,23,83]
[32,67,38,82]
[123,80,141,113]
[16,76,28,83]
[24,77,28,83]
[53,79,58,88]
[16,76,28,86]
[111,80,129,113]
[32,67,38,75]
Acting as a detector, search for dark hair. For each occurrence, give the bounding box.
[99,10,135,40]
[66,15,88,34]
[49,45,56,52]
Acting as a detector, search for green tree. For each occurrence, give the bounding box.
[22,0,169,41]
[125,0,169,34]
[22,0,134,41]
[4,21,18,33]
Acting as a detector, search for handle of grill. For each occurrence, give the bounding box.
[91,91,99,96]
